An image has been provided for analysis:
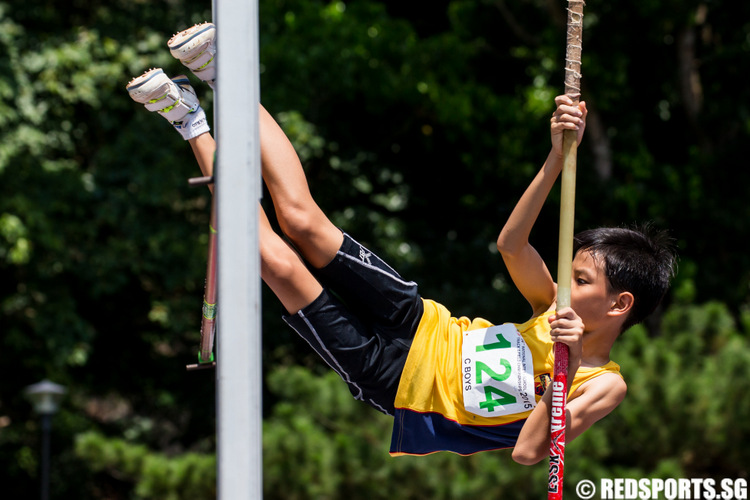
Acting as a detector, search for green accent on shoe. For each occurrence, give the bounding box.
[196,55,215,71]
[146,93,183,115]
[147,94,169,104]
[159,99,183,115]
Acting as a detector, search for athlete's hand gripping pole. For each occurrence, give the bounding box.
[548,1,585,498]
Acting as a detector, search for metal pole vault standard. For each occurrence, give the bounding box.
[215,0,263,497]
[548,1,584,499]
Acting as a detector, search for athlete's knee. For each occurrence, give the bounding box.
[275,202,323,241]
[260,238,300,285]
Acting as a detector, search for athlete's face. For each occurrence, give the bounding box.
[569,250,616,332]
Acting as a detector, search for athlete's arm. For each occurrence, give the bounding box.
[512,306,623,465]
[512,371,626,465]
[497,96,587,316]
[496,150,562,316]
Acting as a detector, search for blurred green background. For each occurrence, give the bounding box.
[2,0,749,497]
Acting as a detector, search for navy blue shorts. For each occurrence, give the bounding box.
[283,233,424,416]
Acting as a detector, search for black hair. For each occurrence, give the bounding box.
[573,225,677,332]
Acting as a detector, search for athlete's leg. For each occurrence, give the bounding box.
[183,102,342,270]
[258,105,343,269]
[126,38,409,413]
[179,115,327,314]
[260,205,407,415]
[176,104,329,276]
[188,132,215,185]
[126,65,326,314]
[181,123,321,313]
[257,107,423,333]
[259,207,323,314]
[164,24,341,268]
[187,129,418,336]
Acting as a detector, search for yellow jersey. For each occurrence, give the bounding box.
[389,298,621,456]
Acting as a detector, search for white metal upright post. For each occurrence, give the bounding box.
[214,0,263,498]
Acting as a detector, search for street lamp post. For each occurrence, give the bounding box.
[25,380,66,500]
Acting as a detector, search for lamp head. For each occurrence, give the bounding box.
[24,380,66,415]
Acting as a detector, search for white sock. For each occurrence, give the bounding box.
[173,106,210,140]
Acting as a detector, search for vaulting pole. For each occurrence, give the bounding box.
[214,0,263,497]
[548,1,584,499]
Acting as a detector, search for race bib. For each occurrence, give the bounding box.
[461,323,536,418]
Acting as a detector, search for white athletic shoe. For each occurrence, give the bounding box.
[168,23,216,88]
[126,68,209,140]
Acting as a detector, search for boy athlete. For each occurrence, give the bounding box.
[127,23,675,462]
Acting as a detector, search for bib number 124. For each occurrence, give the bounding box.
[462,324,536,417]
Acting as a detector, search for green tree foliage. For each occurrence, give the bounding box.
[2,0,750,497]
[75,431,217,499]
